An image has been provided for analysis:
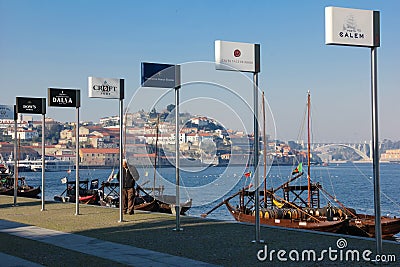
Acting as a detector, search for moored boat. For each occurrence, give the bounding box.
[54,178,99,205]
[347,214,400,238]
[0,176,41,198]
[318,186,400,238]
[224,198,347,233]
[201,91,349,235]
[98,180,192,215]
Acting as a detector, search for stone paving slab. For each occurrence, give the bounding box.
[0,220,218,267]
[0,252,44,267]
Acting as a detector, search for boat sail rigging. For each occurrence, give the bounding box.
[202,91,349,233]
[202,91,399,238]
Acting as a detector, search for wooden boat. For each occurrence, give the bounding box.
[202,91,349,234]
[98,180,158,212]
[280,92,400,238]
[318,186,400,239]
[156,194,192,215]
[0,148,40,198]
[276,92,400,238]
[54,179,100,205]
[202,184,348,233]
[225,199,347,233]
[1,161,40,198]
[0,176,41,198]
[100,115,192,215]
[347,214,400,238]
[98,180,191,215]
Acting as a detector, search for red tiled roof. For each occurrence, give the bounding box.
[80,148,119,154]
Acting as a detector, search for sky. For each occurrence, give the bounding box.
[1,0,399,143]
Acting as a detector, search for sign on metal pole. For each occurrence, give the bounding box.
[141,62,182,230]
[215,40,260,73]
[0,105,14,120]
[215,40,262,243]
[16,97,46,115]
[48,88,81,215]
[141,62,181,88]
[325,6,382,254]
[89,77,124,222]
[0,104,17,205]
[48,88,80,108]
[16,97,46,211]
[88,77,124,99]
[325,6,380,47]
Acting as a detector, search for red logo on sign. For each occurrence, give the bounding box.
[234,49,241,57]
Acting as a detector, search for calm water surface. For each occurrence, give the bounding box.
[20,162,400,239]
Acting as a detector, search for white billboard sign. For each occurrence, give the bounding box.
[325,6,380,47]
[88,77,124,99]
[215,40,260,73]
[0,105,14,120]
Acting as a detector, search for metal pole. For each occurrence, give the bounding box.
[75,108,80,215]
[41,114,45,211]
[371,47,382,254]
[119,98,124,222]
[252,72,262,243]
[174,86,182,231]
[13,112,17,206]
[262,92,267,208]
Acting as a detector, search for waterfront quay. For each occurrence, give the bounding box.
[0,196,399,266]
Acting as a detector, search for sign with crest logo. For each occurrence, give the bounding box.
[16,97,46,114]
[88,77,124,99]
[48,88,80,108]
[215,40,260,73]
[325,6,380,47]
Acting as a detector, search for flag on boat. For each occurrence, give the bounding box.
[61,177,68,184]
[107,169,116,182]
[67,169,72,174]
[244,171,252,178]
[273,198,284,208]
[292,163,303,175]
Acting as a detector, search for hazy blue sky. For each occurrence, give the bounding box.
[1,0,399,142]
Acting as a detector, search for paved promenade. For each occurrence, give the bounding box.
[0,196,399,266]
[0,220,214,267]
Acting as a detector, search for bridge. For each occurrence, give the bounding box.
[311,142,377,161]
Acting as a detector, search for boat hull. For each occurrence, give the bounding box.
[98,182,192,215]
[225,202,347,233]
[54,193,99,205]
[347,214,400,239]
[0,186,41,198]
[157,195,192,215]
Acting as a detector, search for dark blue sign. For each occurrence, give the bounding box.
[141,62,180,88]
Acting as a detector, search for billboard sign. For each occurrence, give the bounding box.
[16,97,46,114]
[325,6,380,47]
[0,105,14,119]
[141,62,181,88]
[88,77,124,99]
[48,88,80,108]
[215,40,260,73]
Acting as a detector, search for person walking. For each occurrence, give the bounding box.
[121,159,139,215]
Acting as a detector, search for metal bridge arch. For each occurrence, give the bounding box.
[313,144,370,161]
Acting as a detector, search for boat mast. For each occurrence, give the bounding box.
[262,91,267,208]
[307,90,311,207]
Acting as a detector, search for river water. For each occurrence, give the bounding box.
[19,162,400,233]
